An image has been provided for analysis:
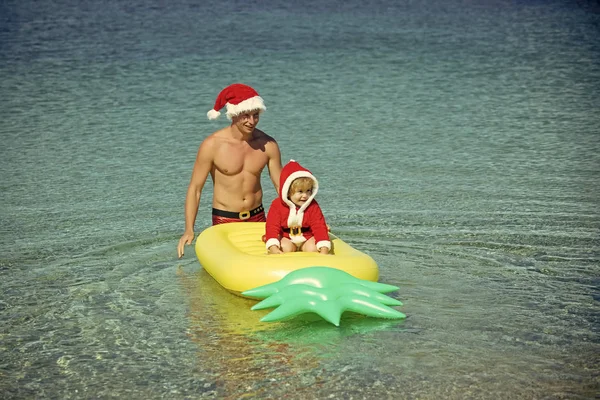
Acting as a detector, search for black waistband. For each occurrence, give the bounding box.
[283,226,303,235]
[211,204,264,220]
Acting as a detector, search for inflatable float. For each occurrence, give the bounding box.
[195,222,379,294]
[194,222,405,325]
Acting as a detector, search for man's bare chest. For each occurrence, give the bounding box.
[214,143,268,176]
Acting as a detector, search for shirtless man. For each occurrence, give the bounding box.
[177,84,282,258]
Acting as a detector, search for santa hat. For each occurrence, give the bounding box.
[207,83,266,120]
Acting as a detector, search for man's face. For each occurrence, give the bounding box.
[233,110,260,134]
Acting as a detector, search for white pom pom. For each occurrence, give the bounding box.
[207,109,221,120]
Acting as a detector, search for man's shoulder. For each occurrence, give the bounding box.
[252,129,277,143]
[207,127,230,140]
[200,128,229,147]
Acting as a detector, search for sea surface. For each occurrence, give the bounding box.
[1,0,599,398]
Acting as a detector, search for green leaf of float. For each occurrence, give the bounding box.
[338,296,406,320]
[260,299,344,326]
[242,266,399,299]
[243,266,406,326]
[251,283,402,311]
[260,295,406,327]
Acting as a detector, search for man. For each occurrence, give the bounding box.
[177,83,282,258]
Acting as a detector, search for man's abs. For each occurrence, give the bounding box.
[211,166,265,211]
[211,134,270,211]
[212,184,263,211]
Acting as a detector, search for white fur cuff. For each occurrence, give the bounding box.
[316,240,331,250]
[265,238,280,250]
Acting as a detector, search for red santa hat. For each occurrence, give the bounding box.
[279,160,319,240]
[207,83,266,120]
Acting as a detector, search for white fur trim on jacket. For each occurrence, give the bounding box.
[265,238,280,251]
[317,240,331,250]
[289,233,307,245]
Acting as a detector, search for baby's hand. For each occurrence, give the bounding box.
[268,245,283,254]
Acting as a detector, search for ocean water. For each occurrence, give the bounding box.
[1,0,599,398]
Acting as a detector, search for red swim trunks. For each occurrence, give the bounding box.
[211,205,266,226]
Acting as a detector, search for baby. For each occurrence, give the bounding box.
[265,160,330,254]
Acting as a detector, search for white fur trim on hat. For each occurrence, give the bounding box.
[207,109,221,120]
[281,171,319,212]
[207,83,266,120]
[225,96,266,120]
[281,170,318,228]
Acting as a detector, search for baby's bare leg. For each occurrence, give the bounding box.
[280,237,297,253]
[300,237,318,252]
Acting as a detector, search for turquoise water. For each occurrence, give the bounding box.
[1,0,599,398]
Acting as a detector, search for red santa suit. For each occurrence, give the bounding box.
[265,160,331,251]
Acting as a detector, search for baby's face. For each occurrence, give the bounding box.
[289,186,313,207]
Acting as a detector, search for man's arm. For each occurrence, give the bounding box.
[266,139,282,194]
[177,138,214,258]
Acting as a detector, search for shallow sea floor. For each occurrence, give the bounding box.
[1,0,599,398]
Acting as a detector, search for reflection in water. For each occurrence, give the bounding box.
[177,266,319,398]
[176,266,406,398]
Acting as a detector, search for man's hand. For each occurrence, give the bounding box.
[178,232,195,258]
